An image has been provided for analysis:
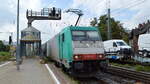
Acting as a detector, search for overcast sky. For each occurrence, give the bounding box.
[0,0,149,43]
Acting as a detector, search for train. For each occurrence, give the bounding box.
[42,26,108,77]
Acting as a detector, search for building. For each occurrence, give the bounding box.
[129,20,150,53]
[20,26,41,57]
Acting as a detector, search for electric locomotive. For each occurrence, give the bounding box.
[43,26,107,76]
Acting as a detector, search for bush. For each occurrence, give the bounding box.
[0,40,10,52]
[0,52,11,62]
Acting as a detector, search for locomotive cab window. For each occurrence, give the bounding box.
[72,31,86,41]
[87,31,100,40]
[72,31,100,41]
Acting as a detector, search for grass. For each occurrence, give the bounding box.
[111,63,133,68]
[111,62,150,72]
[135,65,150,72]
[0,52,12,62]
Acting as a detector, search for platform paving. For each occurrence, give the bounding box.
[0,58,55,84]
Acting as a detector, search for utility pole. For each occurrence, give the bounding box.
[107,0,111,40]
[16,0,20,70]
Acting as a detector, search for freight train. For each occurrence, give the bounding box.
[42,26,108,77]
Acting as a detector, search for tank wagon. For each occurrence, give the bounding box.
[43,26,107,76]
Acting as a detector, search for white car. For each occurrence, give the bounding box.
[138,34,150,57]
[103,39,131,55]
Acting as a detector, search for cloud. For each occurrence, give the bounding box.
[0,0,43,41]
[121,0,150,29]
[71,0,150,30]
[1,0,150,42]
[72,0,106,17]
[0,0,90,43]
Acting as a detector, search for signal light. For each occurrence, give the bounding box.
[9,36,12,45]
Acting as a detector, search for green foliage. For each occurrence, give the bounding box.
[135,65,144,71]
[135,65,150,72]
[111,63,132,69]
[90,17,98,26]
[0,52,11,62]
[0,40,10,52]
[90,15,129,42]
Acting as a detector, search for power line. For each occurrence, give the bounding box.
[111,0,143,13]
[112,0,146,14]
[112,0,146,17]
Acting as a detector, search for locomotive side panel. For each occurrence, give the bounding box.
[47,35,60,61]
[59,28,73,68]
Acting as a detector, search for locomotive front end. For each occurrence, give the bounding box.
[71,28,107,74]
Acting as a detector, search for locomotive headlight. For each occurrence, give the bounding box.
[74,55,79,59]
[98,54,103,58]
[74,55,82,60]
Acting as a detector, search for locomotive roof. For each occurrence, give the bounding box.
[62,26,98,31]
[58,26,99,35]
[70,26,98,31]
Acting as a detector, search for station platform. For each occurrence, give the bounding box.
[0,58,55,84]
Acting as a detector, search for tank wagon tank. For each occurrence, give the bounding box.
[43,26,108,76]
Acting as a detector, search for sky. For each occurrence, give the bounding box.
[0,0,149,43]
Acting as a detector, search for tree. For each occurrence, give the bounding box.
[90,17,98,27]
[0,40,10,52]
[90,15,129,42]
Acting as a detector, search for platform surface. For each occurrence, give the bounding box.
[0,58,55,84]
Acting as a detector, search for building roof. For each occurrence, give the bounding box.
[129,22,150,39]
[21,35,41,42]
[21,26,40,33]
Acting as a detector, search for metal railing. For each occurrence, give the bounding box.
[26,8,61,19]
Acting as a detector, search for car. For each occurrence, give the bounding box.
[103,39,132,60]
[138,34,150,57]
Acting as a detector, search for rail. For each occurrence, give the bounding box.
[107,65,150,83]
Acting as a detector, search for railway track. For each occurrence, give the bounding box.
[78,77,107,84]
[107,65,150,83]
[110,60,150,66]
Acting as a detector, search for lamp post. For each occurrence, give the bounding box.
[16,0,20,70]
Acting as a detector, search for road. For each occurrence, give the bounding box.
[0,58,55,84]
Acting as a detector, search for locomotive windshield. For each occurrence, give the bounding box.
[72,31,100,41]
